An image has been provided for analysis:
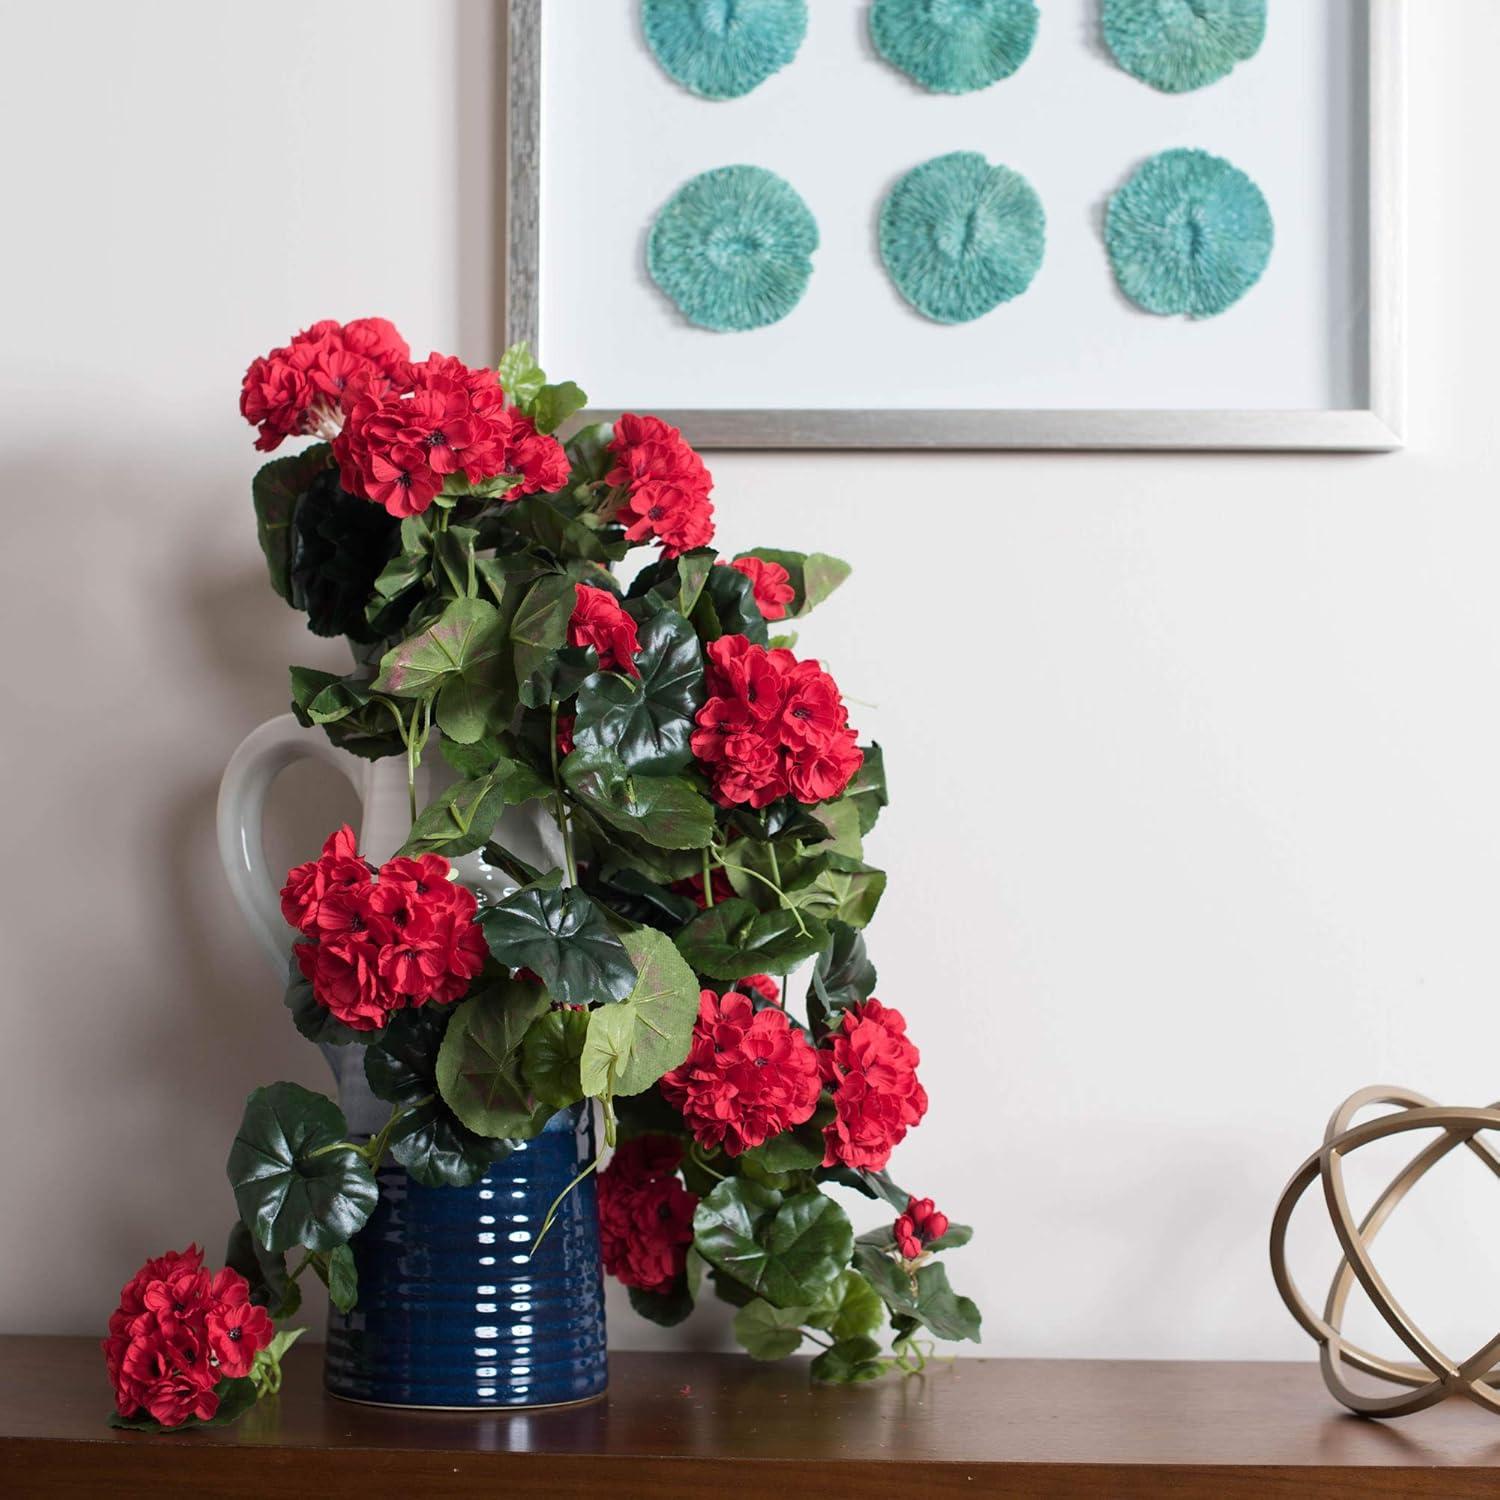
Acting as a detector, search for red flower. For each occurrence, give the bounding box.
[287,835,486,1027]
[729,556,795,621]
[556,713,576,758]
[661,990,821,1156]
[819,999,927,1171]
[206,1298,274,1379]
[102,1250,270,1427]
[334,353,568,518]
[239,318,410,452]
[595,1136,698,1293]
[605,413,715,557]
[569,583,642,676]
[894,1197,950,1261]
[279,824,370,935]
[735,974,781,1005]
[690,636,863,808]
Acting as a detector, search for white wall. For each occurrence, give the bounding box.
[4,0,1500,1363]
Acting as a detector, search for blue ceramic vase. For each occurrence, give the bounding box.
[324,1102,609,1409]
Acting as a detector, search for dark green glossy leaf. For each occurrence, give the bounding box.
[521,1006,590,1110]
[588,867,700,930]
[845,743,887,836]
[675,898,829,981]
[511,575,577,708]
[628,1277,694,1328]
[808,1269,885,1342]
[851,1248,982,1345]
[289,667,405,762]
[693,1179,853,1309]
[692,563,769,647]
[579,927,699,1101]
[809,1335,887,1384]
[925,1223,974,1253]
[563,420,616,488]
[741,1113,828,1175]
[365,1009,513,1187]
[733,1298,811,1360]
[327,1243,358,1314]
[252,443,331,603]
[481,882,636,1005]
[562,746,715,851]
[435,976,553,1138]
[807,921,877,1038]
[226,1084,377,1254]
[628,549,717,619]
[572,609,705,775]
[224,1220,300,1320]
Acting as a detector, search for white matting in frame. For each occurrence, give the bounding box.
[504,0,1404,451]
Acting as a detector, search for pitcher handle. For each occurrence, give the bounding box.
[217,714,364,976]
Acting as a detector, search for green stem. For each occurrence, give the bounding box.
[527,1156,600,1261]
[358,1096,432,1169]
[802,1329,833,1350]
[689,1141,728,1181]
[702,847,715,907]
[713,857,808,937]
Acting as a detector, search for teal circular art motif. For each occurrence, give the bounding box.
[1101,0,1266,94]
[879,152,1045,324]
[1105,149,1273,317]
[641,0,808,100]
[648,165,819,331]
[869,0,1039,94]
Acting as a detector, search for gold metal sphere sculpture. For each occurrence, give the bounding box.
[1270,1085,1500,1418]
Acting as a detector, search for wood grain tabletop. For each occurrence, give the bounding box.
[6,1335,1500,1497]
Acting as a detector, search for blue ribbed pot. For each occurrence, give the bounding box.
[324,1103,608,1409]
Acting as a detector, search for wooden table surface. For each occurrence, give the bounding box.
[7,1336,1500,1498]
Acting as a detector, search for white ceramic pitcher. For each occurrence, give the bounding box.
[216,712,562,1128]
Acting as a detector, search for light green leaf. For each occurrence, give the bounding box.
[579,927,699,1100]
[498,342,547,410]
[531,380,588,435]
[733,1298,812,1360]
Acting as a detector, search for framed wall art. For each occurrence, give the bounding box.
[502,0,1405,451]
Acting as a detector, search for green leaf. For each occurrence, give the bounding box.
[627,1277,695,1327]
[521,1006,590,1109]
[288,667,405,762]
[562,421,617,488]
[629,549,717,619]
[675,898,829,981]
[365,1009,513,1187]
[808,1269,885,1342]
[481,882,636,1005]
[926,1223,974,1253]
[371,597,507,745]
[370,514,432,613]
[252,444,331,602]
[809,1336,887,1384]
[498,342,547,411]
[283,967,371,1048]
[397,759,550,859]
[327,1243,358,1314]
[693,1179,853,1309]
[531,380,588,434]
[733,1298,812,1360]
[433,523,479,599]
[435,976,553,1139]
[845,743,887,837]
[510,575,577,708]
[563,746,715,850]
[741,549,851,618]
[789,855,886,931]
[740,1106,830,1175]
[572,610,705,776]
[692,563,769,647]
[579,927,699,1101]
[851,1248,982,1345]
[224,1220,300,1320]
[807,921,877,1038]
[226,1084,378,1254]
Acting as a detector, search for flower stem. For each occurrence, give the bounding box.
[713,856,808,937]
[526,1155,599,1261]
[548,699,578,887]
[702,848,716,907]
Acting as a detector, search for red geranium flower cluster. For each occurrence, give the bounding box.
[281,826,487,1031]
[569,582,641,676]
[335,353,568,519]
[605,414,715,557]
[819,999,928,1171]
[729,556,795,621]
[661,990,821,1156]
[690,635,863,808]
[894,1196,950,1261]
[670,867,736,910]
[595,1136,699,1293]
[102,1246,273,1426]
[240,317,410,453]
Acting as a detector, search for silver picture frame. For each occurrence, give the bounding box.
[502,0,1405,453]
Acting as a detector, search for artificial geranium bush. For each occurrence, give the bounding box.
[103,320,976,1429]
